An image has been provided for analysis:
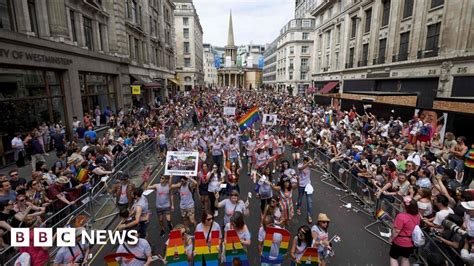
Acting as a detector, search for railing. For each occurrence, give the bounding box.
[293,133,457,266]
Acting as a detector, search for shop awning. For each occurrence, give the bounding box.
[168,78,179,85]
[319,82,339,94]
[130,74,161,89]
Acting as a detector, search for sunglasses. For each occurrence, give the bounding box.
[206,217,213,221]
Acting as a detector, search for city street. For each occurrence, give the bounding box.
[90,152,389,266]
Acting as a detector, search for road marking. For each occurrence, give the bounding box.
[89,162,165,264]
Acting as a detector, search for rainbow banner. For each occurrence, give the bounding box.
[261,227,291,264]
[165,230,188,266]
[76,167,89,183]
[224,229,249,266]
[194,231,220,266]
[238,106,260,131]
[325,113,332,126]
[104,253,135,266]
[298,247,319,265]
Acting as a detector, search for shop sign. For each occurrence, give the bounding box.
[131,85,141,95]
[0,48,72,65]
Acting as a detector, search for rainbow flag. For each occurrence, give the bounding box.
[165,230,188,266]
[325,113,332,126]
[104,253,135,266]
[298,247,319,265]
[76,167,89,183]
[261,227,291,264]
[224,229,249,266]
[194,231,220,266]
[465,148,474,168]
[238,107,260,131]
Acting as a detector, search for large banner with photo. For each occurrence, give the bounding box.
[165,151,199,176]
[414,109,448,143]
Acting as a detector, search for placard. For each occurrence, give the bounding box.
[262,114,277,126]
[131,85,141,95]
[164,151,199,176]
[224,107,236,116]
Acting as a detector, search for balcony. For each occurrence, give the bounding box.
[372,56,386,65]
[322,66,330,72]
[417,48,439,59]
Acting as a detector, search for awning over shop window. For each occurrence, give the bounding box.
[319,82,339,94]
[168,78,179,85]
[130,74,161,89]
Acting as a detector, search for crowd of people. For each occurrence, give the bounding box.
[3,85,474,265]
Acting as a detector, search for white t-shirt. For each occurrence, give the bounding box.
[433,208,454,226]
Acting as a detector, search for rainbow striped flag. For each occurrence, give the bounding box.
[166,230,188,266]
[104,253,135,266]
[238,107,260,131]
[261,227,291,264]
[325,113,332,126]
[75,167,89,183]
[194,231,220,266]
[465,148,474,168]
[298,248,319,265]
[224,230,249,266]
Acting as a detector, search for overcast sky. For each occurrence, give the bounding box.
[193,0,294,47]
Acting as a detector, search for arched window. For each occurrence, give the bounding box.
[184,76,192,82]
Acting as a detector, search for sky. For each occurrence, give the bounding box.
[193,0,294,47]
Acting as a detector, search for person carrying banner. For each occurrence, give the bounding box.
[147,175,174,237]
[116,230,153,266]
[170,176,198,231]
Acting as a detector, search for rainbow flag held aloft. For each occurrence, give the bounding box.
[104,253,135,266]
[261,227,291,264]
[298,247,319,265]
[238,107,260,131]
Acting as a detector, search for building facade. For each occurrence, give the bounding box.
[237,44,265,68]
[203,43,218,88]
[295,0,318,19]
[173,0,204,91]
[263,40,278,86]
[310,0,474,112]
[264,18,315,95]
[0,0,176,165]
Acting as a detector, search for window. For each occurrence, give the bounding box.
[302,32,309,40]
[134,38,139,62]
[0,0,15,30]
[83,17,93,50]
[301,46,309,54]
[336,25,341,44]
[27,0,38,35]
[183,28,189,39]
[403,0,414,18]
[183,17,189,26]
[138,5,142,26]
[326,31,331,48]
[301,58,308,68]
[289,58,294,69]
[98,24,104,51]
[302,20,311,27]
[125,0,130,19]
[300,72,307,80]
[381,0,391,27]
[142,41,147,62]
[335,52,339,69]
[70,10,77,42]
[184,58,191,67]
[425,22,441,57]
[80,73,117,116]
[131,0,136,23]
[399,32,410,61]
[128,35,133,57]
[348,47,354,68]
[184,42,190,54]
[361,44,369,66]
[364,8,372,33]
[351,16,357,38]
[325,54,329,67]
[377,38,387,64]
[431,0,444,8]
[289,46,294,55]
[289,71,293,80]
[150,16,154,36]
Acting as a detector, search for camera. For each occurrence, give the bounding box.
[442,218,468,237]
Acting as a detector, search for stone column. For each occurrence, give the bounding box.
[46,0,69,38]
[100,24,110,52]
[14,0,32,34]
[234,74,237,88]
[92,20,101,51]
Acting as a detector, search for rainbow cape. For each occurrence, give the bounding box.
[238,107,259,131]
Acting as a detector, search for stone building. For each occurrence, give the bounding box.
[203,43,218,88]
[263,18,315,95]
[0,0,176,165]
[263,40,278,87]
[309,0,474,113]
[173,0,204,91]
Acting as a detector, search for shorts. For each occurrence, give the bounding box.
[159,144,167,152]
[181,208,195,219]
[389,243,414,259]
[156,207,171,216]
[291,147,300,153]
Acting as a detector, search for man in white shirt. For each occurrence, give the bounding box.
[423,195,453,229]
[405,144,421,167]
[11,133,25,167]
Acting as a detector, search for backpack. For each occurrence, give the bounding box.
[412,224,425,247]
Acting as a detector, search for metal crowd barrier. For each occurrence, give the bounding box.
[1,137,162,265]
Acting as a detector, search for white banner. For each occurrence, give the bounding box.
[262,114,277,125]
[223,107,236,116]
[164,151,199,176]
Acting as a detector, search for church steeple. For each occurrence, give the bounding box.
[227,10,235,47]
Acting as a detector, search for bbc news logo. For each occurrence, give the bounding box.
[11,228,138,247]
